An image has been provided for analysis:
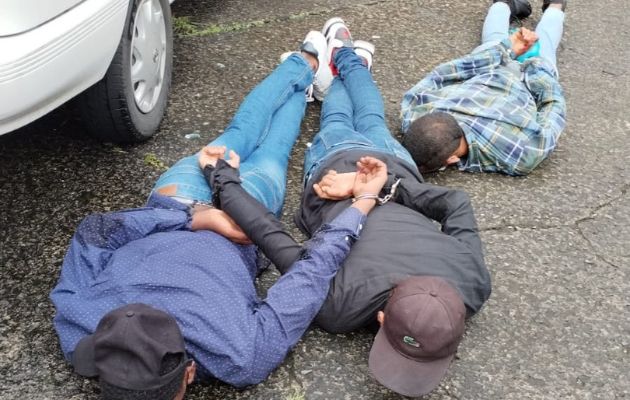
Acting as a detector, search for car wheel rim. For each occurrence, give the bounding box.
[130,0,167,113]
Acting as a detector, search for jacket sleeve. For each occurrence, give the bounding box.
[204,161,303,274]
[391,175,484,257]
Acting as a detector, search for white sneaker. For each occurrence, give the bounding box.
[354,40,375,71]
[299,31,332,101]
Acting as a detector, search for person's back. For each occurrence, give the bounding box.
[295,150,490,333]
[401,0,567,175]
[51,194,267,385]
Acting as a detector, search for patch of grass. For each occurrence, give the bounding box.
[173,16,199,36]
[173,16,267,37]
[285,390,305,400]
[144,153,168,171]
[173,8,332,38]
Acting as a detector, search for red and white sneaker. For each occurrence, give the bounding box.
[322,17,353,76]
[354,40,375,71]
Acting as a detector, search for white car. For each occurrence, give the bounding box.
[0,0,174,142]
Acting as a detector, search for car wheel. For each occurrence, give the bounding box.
[79,0,173,143]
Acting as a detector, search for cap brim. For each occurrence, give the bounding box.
[72,335,99,377]
[369,327,454,397]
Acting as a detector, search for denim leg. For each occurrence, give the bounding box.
[319,77,354,133]
[239,91,307,215]
[334,48,389,140]
[210,53,313,155]
[332,48,416,168]
[481,2,511,44]
[151,53,313,202]
[303,77,358,184]
[535,8,565,70]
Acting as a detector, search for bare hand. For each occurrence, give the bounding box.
[510,27,539,56]
[313,170,356,200]
[191,208,252,245]
[198,146,241,170]
[352,157,388,197]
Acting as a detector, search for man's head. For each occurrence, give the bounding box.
[402,112,467,173]
[368,276,466,397]
[73,303,196,400]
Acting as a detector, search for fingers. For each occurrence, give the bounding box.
[321,175,336,187]
[227,149,240,168]
[313,183,328,199]
[202,145,227,158]
[357,156,387,173]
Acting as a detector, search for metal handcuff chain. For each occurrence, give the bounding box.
[351,178,401,206]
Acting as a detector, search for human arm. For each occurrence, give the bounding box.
[386,174,483,255]
[199,146,303,273]
[244,207,367,385]
[190,207,251,245]
[506,61,567,175]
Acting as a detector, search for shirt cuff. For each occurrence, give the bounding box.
[329,206,368,238]
[499,38,517,59]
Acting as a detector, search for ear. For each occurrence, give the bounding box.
[377,311,385,326]
[445,154,460,165]
[186,361,197,384]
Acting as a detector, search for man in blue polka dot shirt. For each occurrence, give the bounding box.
[50,30,386,398]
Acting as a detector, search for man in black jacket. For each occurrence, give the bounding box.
[208,19,491,398]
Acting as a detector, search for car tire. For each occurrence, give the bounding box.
[79,0,173,143]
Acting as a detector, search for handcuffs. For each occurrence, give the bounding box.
[351,178,401,206]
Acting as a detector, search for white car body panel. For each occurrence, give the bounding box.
[0,0,129,135]
[0,0,86,36]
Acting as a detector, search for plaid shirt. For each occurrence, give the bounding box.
[401,39,566,175]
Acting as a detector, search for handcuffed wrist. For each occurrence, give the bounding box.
[352,193,380,203]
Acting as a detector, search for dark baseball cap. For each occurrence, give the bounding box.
[369,276,466,397]
[73,303,188,392]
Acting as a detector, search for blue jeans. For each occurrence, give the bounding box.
[478,2,565,70]
[152,54,312,215]
[303,48,415,185]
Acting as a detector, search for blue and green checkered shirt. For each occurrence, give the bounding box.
[401,40,566,176]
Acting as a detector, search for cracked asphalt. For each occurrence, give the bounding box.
[0,0,628,399]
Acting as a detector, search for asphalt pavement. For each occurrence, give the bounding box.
[0,0,628,399]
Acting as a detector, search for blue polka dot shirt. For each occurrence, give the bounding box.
[50,194,365,387]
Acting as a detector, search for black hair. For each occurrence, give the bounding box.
[402,112,464,172]
[100,354,186,400]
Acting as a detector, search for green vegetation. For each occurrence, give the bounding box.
[285,386,306,400]
[172,8,331,38]
[143,153,168,171]
[173,16,266,37]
